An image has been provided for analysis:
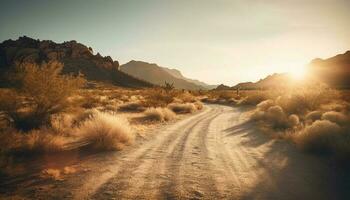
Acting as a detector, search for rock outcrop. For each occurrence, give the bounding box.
[0,36,152,88]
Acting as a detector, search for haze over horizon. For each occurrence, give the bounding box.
[1,0,349,85]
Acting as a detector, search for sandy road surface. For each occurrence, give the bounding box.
[1,104,349,199]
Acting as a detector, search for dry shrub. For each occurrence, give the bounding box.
[177,91,196,103]
[118,101,146,112]
[142,88,175,107]
[238,91,270,105]
[194,101,204,110]
[251,103,298,130]
[168,103,197,114]
[321,111,349,126]
[294,120,345,154]
[245,87,350,159]
[305,110,323,123]
[256,99,275,111]
[76,111,134,150]
[288,114,300,127]
[0,129,67,155]
[143,107,176,122]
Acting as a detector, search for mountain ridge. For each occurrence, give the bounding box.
[120,60,216,90]
[0,36,153,88]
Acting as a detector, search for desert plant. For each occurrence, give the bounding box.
[118,101,146,112]
[168,103,197,114]
[0,61,85,130]
[76,111,134,150]
[163,81,175,92]
[294,120,344,154]
[143,107,176,121]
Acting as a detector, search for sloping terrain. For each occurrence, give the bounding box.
[0,36,153,88]
[309,51,350,88]
[223,50,350,90]
[120,60,214,90]
[227,73,293,90]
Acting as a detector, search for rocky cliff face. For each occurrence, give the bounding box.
[0,36,151,88]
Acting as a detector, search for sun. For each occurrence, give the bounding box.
[289,66,307,80]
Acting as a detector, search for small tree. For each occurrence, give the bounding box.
[1,61,86,130]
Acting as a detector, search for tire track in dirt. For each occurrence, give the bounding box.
[89,106,218,199]
[70,104,340,200]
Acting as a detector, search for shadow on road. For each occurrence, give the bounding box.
[223,121,350,200]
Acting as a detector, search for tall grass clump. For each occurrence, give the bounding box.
[76,111,134,151]
[143,107,176,122]
[168,103,197,114]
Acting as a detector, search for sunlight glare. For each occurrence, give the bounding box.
[289,66,306,80]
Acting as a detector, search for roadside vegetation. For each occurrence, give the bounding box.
[0,62,204,172]
[205,87,350,161]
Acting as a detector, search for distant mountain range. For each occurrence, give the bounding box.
[120,60,216,90]
[0,36,153,88]
[217,50,350,90]
[0,36,215,90]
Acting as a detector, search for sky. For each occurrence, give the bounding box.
[1,0,349,86]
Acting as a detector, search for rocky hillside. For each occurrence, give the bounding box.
[309,50,350,89]
[221,50,350,90]
[228,73,294,90]
[120,60,214,90]
[161,67,217,89]
[0,36,153,88]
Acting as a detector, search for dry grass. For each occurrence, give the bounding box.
[293,120,349,155]
[0,129,67,155]
[168,103,197,114]
[245,87,350,159]
[118,101,146,112]
[0,82,205,167]
[143,107,176,122]
[75,111,134,150]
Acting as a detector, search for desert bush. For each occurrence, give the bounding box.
[0,61,85,130]
[177,91,197,103]
[247,87,350,159]
[143,107,176,122]
[294,120,345,154]
[194,101,204,110]
[168,103,197,114]
[305,110,323,123]
[0,129,67,155]
[118,101,146,112]
[238,91,270,105]
[321,111,349,126]
[142,88,176,107]
[76,111,134,150]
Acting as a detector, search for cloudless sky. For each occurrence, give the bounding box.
[1,0,349,85]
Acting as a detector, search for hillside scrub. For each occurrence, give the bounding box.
[246,87,350,159]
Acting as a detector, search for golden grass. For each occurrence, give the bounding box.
[143,107,176,122]
[245,88,350,158]
[75,111,134,150]
[168,102,197,114]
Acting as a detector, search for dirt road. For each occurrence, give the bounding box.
[2,104,349,199]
